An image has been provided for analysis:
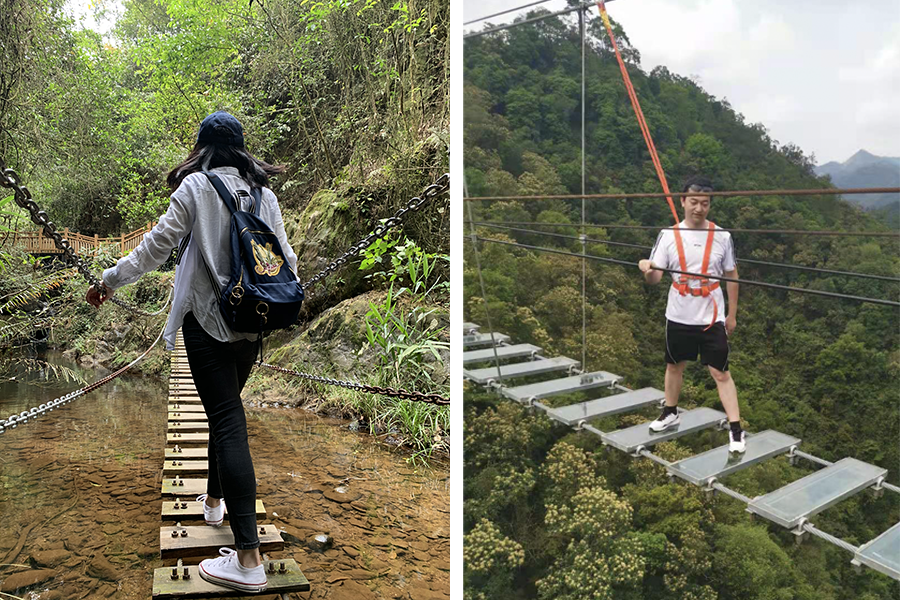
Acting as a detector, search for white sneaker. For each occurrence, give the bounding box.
[197,494,224,527]
[199,548,267,593]
[729,430,746,453]
[649,409,680,432]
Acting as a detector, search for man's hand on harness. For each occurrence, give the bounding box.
[86,281,115,308]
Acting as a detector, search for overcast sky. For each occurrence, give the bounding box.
[463,0,900,165]
[66,0,121,35]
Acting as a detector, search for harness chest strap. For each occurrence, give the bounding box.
[671,221,720,330]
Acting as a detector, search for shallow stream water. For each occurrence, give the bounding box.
[0,355,449,600]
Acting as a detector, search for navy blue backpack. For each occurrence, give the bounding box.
[202,171,304,333]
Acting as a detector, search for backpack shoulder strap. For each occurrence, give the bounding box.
[203,171,238,214]
[250,187,262,216]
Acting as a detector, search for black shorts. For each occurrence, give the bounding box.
[665,320,730,371]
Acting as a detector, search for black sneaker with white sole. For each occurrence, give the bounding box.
[729,430,746,453]
[649,409,679,432]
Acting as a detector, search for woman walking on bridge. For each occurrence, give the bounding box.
[86,111,297,593]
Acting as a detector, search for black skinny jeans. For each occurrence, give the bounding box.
[181,312,260,550]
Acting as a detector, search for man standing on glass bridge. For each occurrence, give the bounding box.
[638,176,745,453]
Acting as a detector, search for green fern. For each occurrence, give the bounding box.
[0,317,58,345]
[0,269,76,314]
[0,357,86,387]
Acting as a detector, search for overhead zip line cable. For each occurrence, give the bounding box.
[474,236,900,308]
[472,222,900,282]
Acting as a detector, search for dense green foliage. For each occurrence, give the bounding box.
[464,9,899,600]
[0,0,449,452]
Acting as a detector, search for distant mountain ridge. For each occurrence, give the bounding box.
[814,150,900,210]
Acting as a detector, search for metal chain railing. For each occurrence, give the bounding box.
[301,173,450,295]
[0,156,163,317]
[2,158,450,405]
[257,362,449,406]
[0,290,172,434]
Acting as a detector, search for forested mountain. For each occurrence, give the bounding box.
[815,150,900,210]
[464,8,899,600]
[0,0,449,454]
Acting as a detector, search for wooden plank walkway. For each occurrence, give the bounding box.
[152,330,309,598]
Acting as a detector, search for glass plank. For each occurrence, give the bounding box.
[463,332,511,348]
[464,344,542,366]
[855,521,900,581]
[464,357,579,385]
[667,430,801,486]
[748,457,887,528]
[601,407,726,453]
[463,322,480,334]
[546,387,665,426]
[501,371,622,402]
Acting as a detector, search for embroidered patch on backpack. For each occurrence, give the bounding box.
[251,239,284,276]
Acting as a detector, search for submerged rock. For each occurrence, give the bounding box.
[307,533,333,552]
[0,568,56,593]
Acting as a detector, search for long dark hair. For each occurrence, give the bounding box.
[166,143,286,192]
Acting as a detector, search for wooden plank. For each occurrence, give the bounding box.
[168,422,210,433]
[167,433,209,444]
[161,500,266,520]
[162,478,207,496]
[167,405,206,413]
[152,559,308,598]
[166,448,208,459]
[159,524,283,559]
[168,412,207,422]
[168,396,203,403]
[162,460,209,475]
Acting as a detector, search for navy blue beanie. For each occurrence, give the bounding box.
[197,111,245,147]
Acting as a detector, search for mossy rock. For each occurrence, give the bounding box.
[268,291,387,381]
[286,188,378,316]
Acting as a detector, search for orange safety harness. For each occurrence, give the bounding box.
[596,1,721,329]
[671,221,720,329]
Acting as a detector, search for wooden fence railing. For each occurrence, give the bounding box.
[0,222,157,257]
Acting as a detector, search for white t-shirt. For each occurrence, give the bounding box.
[648,221,736,326]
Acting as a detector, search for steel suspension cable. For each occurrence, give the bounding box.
[473,222,900,282]
[580,5,588,372]
[475,235,900,307]
[463,186,900,201]
[466,181,505,384]
[473,220,900,238]
[464,0,555,26]
[464,2,598,39]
